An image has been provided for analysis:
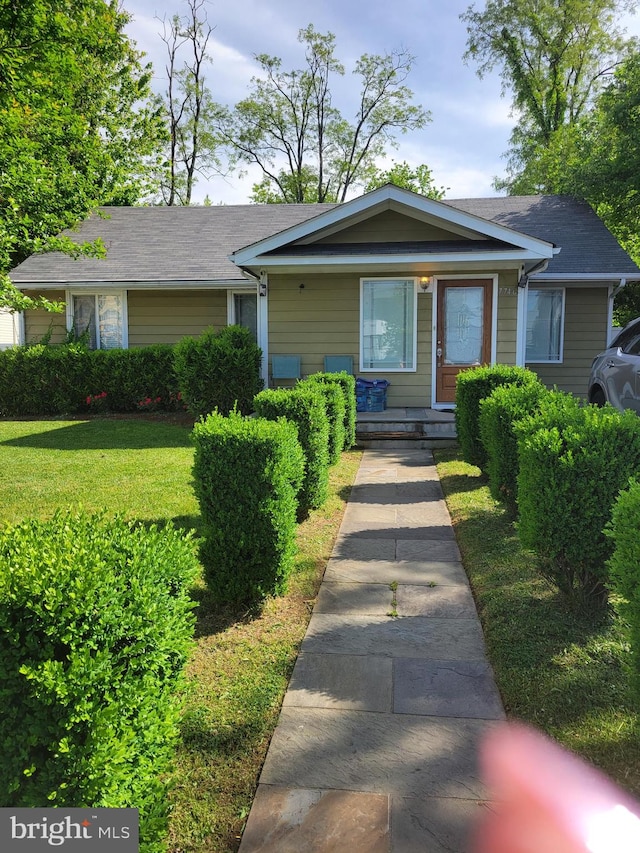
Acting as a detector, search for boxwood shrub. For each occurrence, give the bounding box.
[192,410,305,604]
[174,325,263,418]
[0,511,199,851]
[517,403,640,609]
[478,379,547,515]
[607,477,640,700]
[299,376,346,464]
[253,386,329,517]
[305,372,356,449]
[455,365,541,469]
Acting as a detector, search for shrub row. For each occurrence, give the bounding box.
[0,511,199,851]
[461,365,640,613]
[0,325,262,418]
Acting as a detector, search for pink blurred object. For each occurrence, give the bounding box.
[473,723,640,853]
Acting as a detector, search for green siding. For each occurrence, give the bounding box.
[24,291,67,345]
[128,290,227,346]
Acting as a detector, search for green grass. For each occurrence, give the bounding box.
[434,447,640,796]
[0,417,362,852]
[0,417,199,528]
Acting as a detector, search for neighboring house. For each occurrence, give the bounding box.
[10,184,640,408]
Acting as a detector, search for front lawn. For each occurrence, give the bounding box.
[435,448,640,796]
[0,417,362,852]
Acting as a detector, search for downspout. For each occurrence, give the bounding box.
[240,267,269,388]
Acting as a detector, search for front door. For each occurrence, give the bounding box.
[435,280,493,403]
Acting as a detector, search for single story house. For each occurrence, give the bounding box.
[10,184,640,408]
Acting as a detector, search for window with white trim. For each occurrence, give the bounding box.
[69,292,127,349]
[526,288,564,363]
[360,278,417,371]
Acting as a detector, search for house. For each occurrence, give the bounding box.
[9,184,640,408]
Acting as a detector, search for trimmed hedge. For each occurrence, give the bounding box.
[300,376,345,464]
[478,379,547,514]
[455,365,541,469]
[174,325,263,418]
[517,403,640,609]
[0,511,199,851]
[305,372,356,450]
[192,410,305,604]
[607,477,640,700]
[0,342,181,416]
[253,386,329,517]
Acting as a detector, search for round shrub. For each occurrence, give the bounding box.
[0,510,199,851]
[517,404,640,609]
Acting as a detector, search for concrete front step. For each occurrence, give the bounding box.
[355,408,457,447]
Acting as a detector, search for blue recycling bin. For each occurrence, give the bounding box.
[356,378,389,412]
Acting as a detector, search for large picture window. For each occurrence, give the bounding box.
[360,278,417,371]
[526,288,564,363]
[69,292,126,349]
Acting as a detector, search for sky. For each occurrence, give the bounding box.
[122,0,640,205]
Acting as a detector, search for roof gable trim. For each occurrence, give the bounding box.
[230,185,555,265]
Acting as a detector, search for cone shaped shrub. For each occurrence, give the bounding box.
[253,387,329,517]
[456,365,541,469]
[0,511,199,851]
[192,410,304,604]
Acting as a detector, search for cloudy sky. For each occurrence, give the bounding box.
[122,0,640,204]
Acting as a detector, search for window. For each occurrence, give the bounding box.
[228,291,258,341]
[69,292,126,349]
[526,288,564,362]
[360,278,417,371]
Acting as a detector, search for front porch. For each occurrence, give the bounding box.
[356,407,457,448]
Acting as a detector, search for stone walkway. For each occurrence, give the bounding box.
[239,448,504,852]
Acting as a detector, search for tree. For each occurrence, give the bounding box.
[0,0,166,308]
[159,0,227,205]
[224,25,430,204]
[363,160,447,198]
[461,0,638,191]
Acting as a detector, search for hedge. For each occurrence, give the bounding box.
[517,403,640,609]
[478,379,547,515]
[174,325,263,418]
[607,477,640,701]
[0,342,181,416]
[299,376,345,464]
[253,386,329,518]
[192,410,305,604]
[0,511,199,852]
[455,365,541,469]
[304,371,356,450]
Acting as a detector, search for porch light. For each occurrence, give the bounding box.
[419,276,433,292]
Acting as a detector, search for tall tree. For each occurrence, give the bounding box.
[0,0,166,308]
[364,161,447,198]
[159,0,227,205]
[461,0,638,191]
[224,25,430,203]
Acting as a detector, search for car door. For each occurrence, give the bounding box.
[606,333,640,412]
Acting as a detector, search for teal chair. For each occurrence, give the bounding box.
[323,355,354,374]
[271,355,301,386]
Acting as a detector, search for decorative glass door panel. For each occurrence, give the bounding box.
[436,281,493,403]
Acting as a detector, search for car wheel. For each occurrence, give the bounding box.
[590,387,606,407]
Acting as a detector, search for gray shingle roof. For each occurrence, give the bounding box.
[10,194,639,283]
